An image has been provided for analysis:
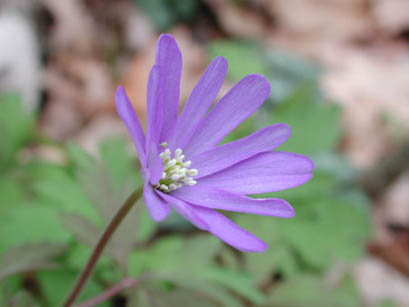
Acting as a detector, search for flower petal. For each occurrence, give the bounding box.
[143,184,170,222]
[147,143,163,185]
[173,187,294,218]
[145,65,163,155]
[168,56,228,150]
[157,191,209,230]
[197,152,314,194]
[192,123,290,178]
[192,206,267,252]
[155,34,182,141]
[114,86,146,165]
[184,74,271,156]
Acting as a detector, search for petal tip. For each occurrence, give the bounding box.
[243,240,268,253]
[282,202,296,218]
[242,74,271,98]
[156,33,181,60]
[158,33,176,42]
[277,122,292,136]
[213,56,228,67]
[114,85,126,102]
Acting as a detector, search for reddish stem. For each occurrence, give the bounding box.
[62,186,143,307]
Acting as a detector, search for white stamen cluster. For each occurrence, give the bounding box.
[155,142,198,192]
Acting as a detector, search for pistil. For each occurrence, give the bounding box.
[155,145,198,192]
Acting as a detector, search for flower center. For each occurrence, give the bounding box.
[155,142,198,193]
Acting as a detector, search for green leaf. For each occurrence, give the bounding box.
[280,196,371,270]
[71,138,149,268]
[65,244,111,272]
[128,236,184,276]
[0,204,71,255]
[244,244,297,283]
[32,171,101,224]
[135,0,199,30]
[271,84,341,156]
[209,40,267,82]
[0,275,21,305]
[7,291,40,307]
[0,243,66,281]
[265,47,320,102]
[0,177,24,219]
[66,142,95,170]
[99,138,142,190]
[264,275,360,307]
[0,94,34,166]
[37,269,108,307]
[130,286,224,307]
[161,277,244,307]
[202,267,265,305]
[61,213,129,269]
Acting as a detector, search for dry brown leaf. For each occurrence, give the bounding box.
[354,257,409,306]
[40,0,95,53]
[40,100,82,140]
[321,43,409,167]
[205,0,268,39]
[372,0,409,35]
[266,0,374,41]
[74,114,127,155]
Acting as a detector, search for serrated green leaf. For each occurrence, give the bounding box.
[37,269,108,307]
[264,275,360,307]
[265,47,320,102]
[202,267,265,305]
[129,285,224,307]
[128,236,184,276]
[280,197,371,270]
[0,243,66,281]
[0,204,71,255]
[8,291,40,307]
[161,277,244,307]
[0,178,24,219]
[33,172,101,225]
[99,138,142,190]
[65,244,110,272]
[209,40,267,82]
[134,0,199,30]
[61,213,128,269]
[66,142,95,170]
[0,94,34,166]
[271,84,341,155]
[244,244,297,283]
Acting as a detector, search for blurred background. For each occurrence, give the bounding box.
[1,0,409,306]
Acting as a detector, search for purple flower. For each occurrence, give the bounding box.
[115,34,313,253]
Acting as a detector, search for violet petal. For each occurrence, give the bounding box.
[192,206,267,253]
[157,191,209,230]
[191,123,291,178]
[184,74,271,156]
[173,187,294,218]
[197,152,314,194]
[145,65,163,156]
[143,184,170,222]
[155,34,182,141]
[147,143,164,185]
[168,56,228,150]
[114,86,146,166]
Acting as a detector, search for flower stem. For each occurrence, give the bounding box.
[62,186,144,307]
[77,278,140,307]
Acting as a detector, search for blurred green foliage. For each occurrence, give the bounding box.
[134,0,200,30]
[0,39,373,307]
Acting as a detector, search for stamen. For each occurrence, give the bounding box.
[155,144,198,193]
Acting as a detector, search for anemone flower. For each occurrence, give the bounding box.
[115,34,313,253]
